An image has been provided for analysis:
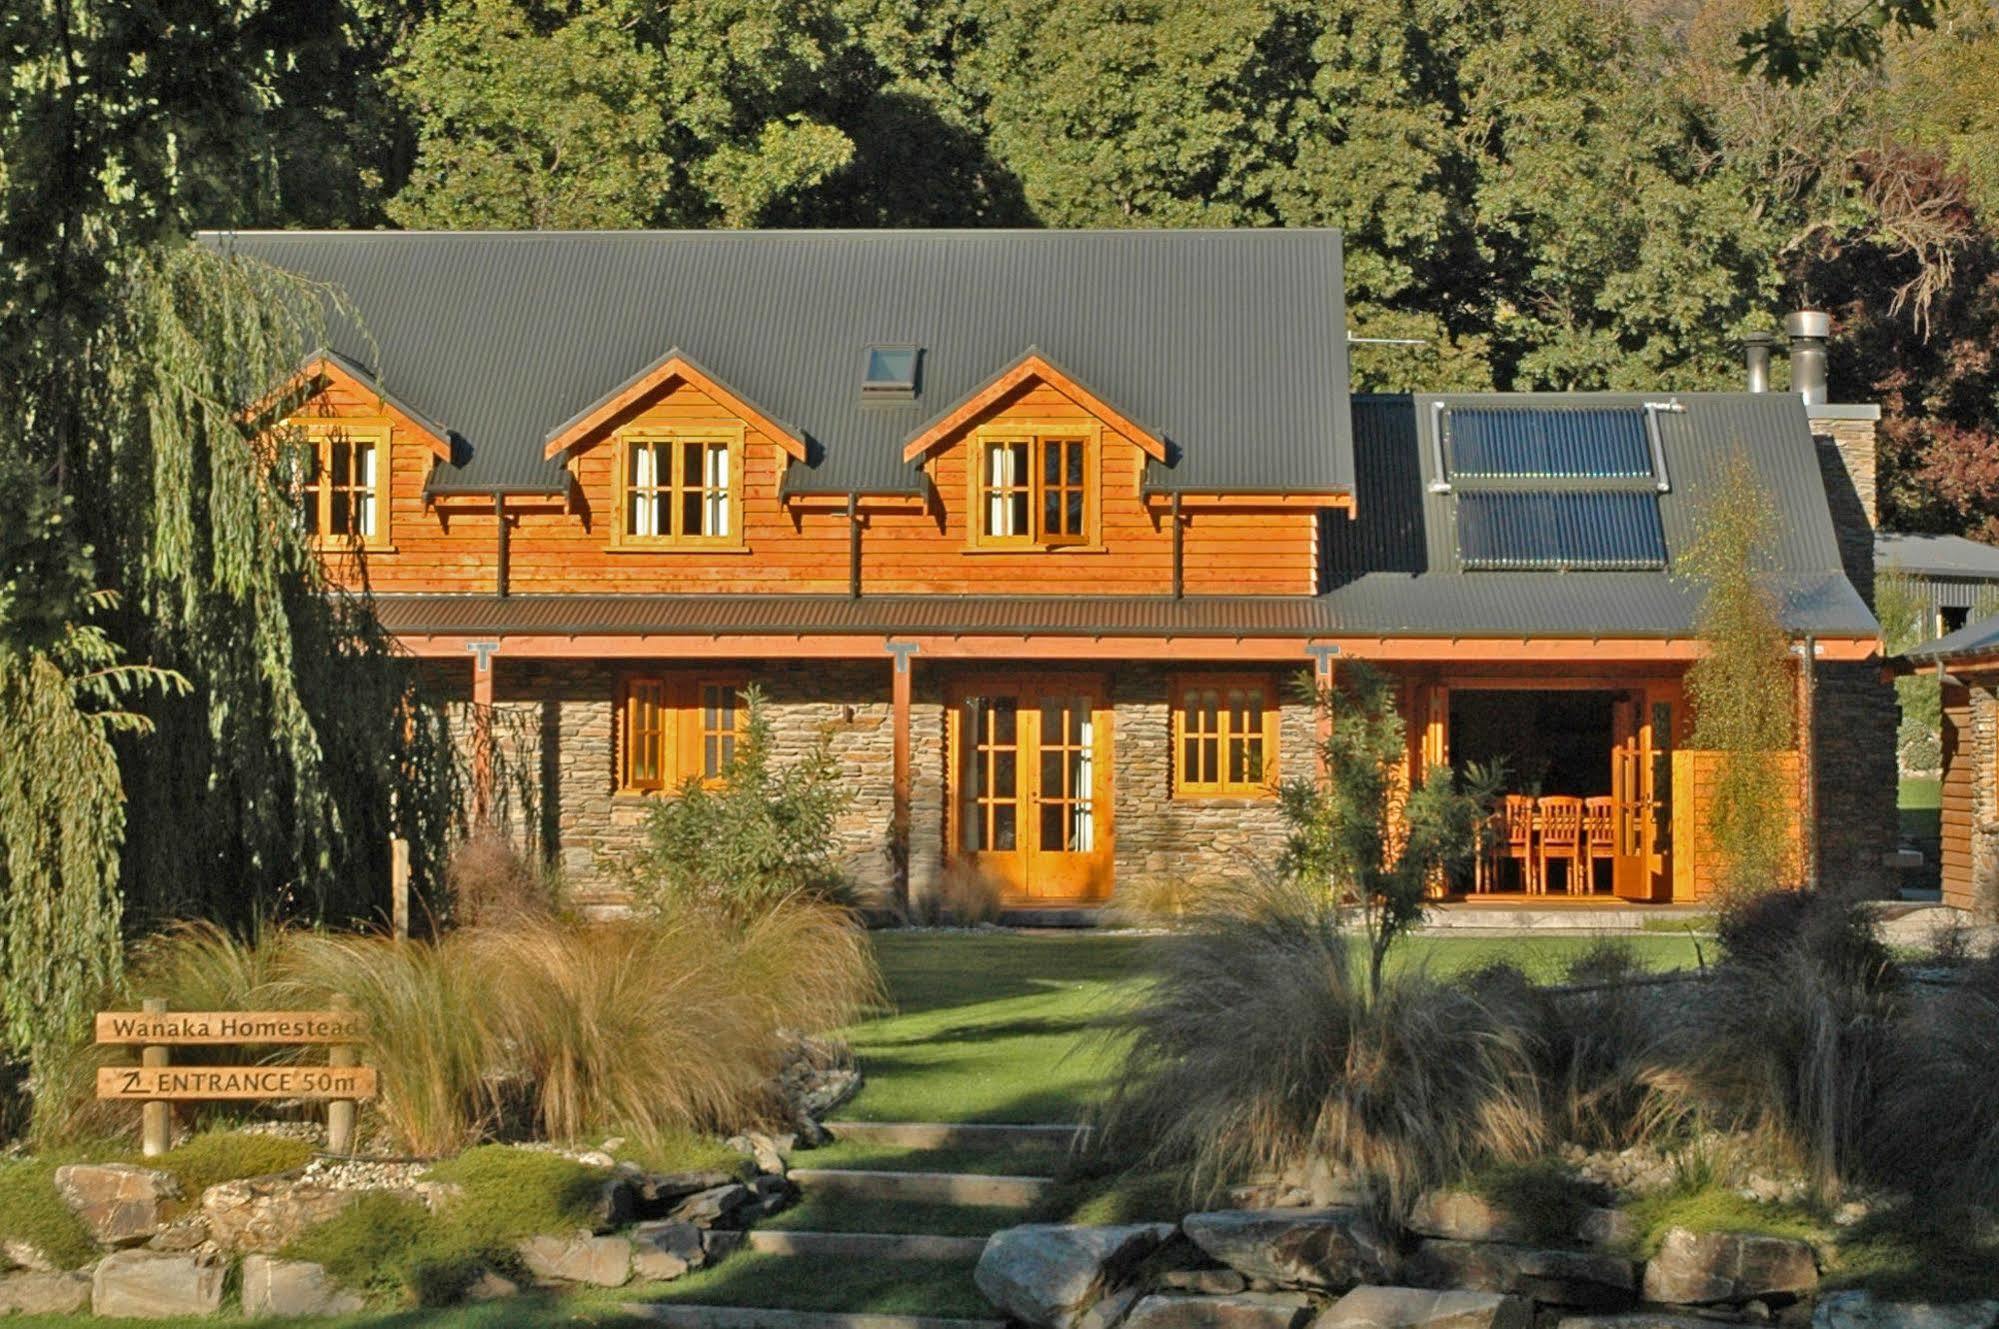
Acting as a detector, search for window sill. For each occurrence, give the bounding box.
[1172,790,1281,805]
[605,543,753,555]
[313,541,398,555]
[961,543,1108,555]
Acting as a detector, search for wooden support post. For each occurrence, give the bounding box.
[326,995,357,1155]
[1795,639,1818,888]
[390,836,411,942]
[470,641,497,823]
[140,997,169,1158]
[889,643,917,912]
[1306,645,1338,783]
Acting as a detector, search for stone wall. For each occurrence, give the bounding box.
[1965,684,1999,919]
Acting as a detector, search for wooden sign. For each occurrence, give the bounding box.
[95,1010,367,1046]
[97,1065,378,1101]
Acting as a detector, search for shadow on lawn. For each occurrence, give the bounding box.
[867,933,1145,1017]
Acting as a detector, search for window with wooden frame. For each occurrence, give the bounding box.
[616,425,745,548]
[618,675,747,792]
[970,425,1096,548]
[1171,676,1280,797]
[285,421,391,547]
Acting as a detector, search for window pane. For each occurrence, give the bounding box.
[1041,802,1066,853]
[992,802,1016,851]
[355,443,376,538]
[992,700,1016,745]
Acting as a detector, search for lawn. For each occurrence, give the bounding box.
[1899,775,1942,843]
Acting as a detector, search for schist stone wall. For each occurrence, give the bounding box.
[439,660,1308,907]
[1809,406,1898,896]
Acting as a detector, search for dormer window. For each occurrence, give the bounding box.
[615,424,745,549]
[862,346,920,401]
[286,420,390,548]
[970,425,1096,549]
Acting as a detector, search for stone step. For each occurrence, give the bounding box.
[744,1230,988,1262]
[622,1306,1004,1329]
[787,1168,1051,1208]
[824,1121,1088,1151]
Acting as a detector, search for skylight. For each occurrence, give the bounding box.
[862,346,920,400]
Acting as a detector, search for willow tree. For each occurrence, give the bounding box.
[0,0,462,1084]
[1683,450,1797,899]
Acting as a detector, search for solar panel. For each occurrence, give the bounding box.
[1457,491,1667,570]
[1448,407,1653,479]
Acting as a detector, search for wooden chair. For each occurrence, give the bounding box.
[1583,796,1617,895]
[1536,796,1585,895]
[1489,794,1537,893]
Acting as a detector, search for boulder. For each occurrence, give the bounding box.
[1124,1292,1317,1329]
[517,1233,632,1288]
[727,1132,793,1176]
[589,1178,637,1232]
[1557,1315,1754,1329]
[90,1251,225,1318]
[974,1224,1177,1329]
[1182,1209,1395,1292]
[239,1256,366,1318]
[1157,1269,1251,1295]
[1641,1230,1818,1306]
[701,1228,745,1262]
[54,1165,182,1247]
[1812,1292,1999,1329]
[200,1177,354,1255]
[1407,1192,1632,1251]
[1405,1241,1636,1309]
[463,1269,521,1302]
[631,1221,706,1282]
[1317,1286,1532,1329]
[635,1170,737,1213]
[0,1241,58,1274]
[668,1183,751,1228]
[0,1271,91,1315]
[1079,1285,1145,1329]
[145,1217,210,1254]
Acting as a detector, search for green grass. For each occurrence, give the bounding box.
[146,1129,315,1197]
[0,1158,98,1270]
[1900,776,1943,843]
[799,1135,1076,1177]
[1826,1206,1999,1300]
[627,1252,992,1316]
[760,1192,1018,1237]
[1623,1183,1822,1258]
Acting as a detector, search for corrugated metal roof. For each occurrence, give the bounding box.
[200,230,1355,497]
[1904,609,1999,663]
[363,576,1875,641]
[1324,393,1875,638]
[1876,532,1999,580]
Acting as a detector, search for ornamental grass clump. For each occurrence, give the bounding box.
[1871,951,1999,1205]
[1090,875,1546,1218]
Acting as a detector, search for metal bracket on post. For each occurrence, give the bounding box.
[468,640,500,673]
[886,641,921,674]
[1304,643,1341,680]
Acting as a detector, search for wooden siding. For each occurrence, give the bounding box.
[1940,683,1973,909]
[1669,749,1803,901]
[305,371,1322,597]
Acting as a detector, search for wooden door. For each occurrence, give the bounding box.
[950,678,1114,903]
[1610,687,1676,901]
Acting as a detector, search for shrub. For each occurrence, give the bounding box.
[149,1130,314,1195]
[1871,953,1999,1204]
[0,1159,98,1269]
[445,826,558,927]
[1692,891,1900,1198]
[422,1145,612,1243]
[1540,941,1685,1150]
[629,687,853,920]
[1090,875,1544,1218]
[284,1190,485,1306]
[905,863,1003,926]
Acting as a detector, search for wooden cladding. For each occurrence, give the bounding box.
[299,368,1326,597]
[619,674,745,792]
[1171,674,1280,797]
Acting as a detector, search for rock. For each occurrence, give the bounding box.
[1182,1209,1395,1293]
[590,1178,637,1232]
[577,1151,617,1168]
[631,1221,706,1282]
[90,1251,225,1318]
[1125,1292,1317,1329]
[54,1165,182,1247]
[1641,1230,1818,1306]
[701,1228,745,1262]
[1407,1191,1630,1252]
[1405,1241,1636,1309]
[463,1269,520,1302]
[200,1177,354,1255]
[1158,1269,1251,1295]
[0,1271,91,1315]
[727,1132,792,1176]
[668,1183,751,1228]
[636,1170,737,1214]
[240,1256,367,1318]
[975,1224,1177,1329]
[1079,1285,1146,1329]
[145,1217,209,1254]
[0,1241,58,1274]
[1555,1314,1738,1329]
[517,1233,632,1288]
[1812,1291,1999,1329]
[741,1173,794,1222]
[1318,1286,1532,1329]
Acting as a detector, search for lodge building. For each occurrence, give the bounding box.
[212,229,1895,916]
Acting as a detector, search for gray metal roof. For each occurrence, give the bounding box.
[1903,610,1999,664]
[1875,532,1999,580]
[201,229,1355,497]
[1322,393,1877,638]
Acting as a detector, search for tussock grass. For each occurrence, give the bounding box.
[1872,952,1999,1203]
[1090,875,1546,1218]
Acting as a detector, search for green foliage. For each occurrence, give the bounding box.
[0,1159,100,1270]
[631,687,853,920]
[1737,0,1938,84]
[284,1190,486,1306]
[1682,450,1798,900]
[1280,662,1499,997]
[1465,1159,1598,1248]
[147,1130,315,1197]
[1624,1181,1821,1257]
[422,1146,612,1242]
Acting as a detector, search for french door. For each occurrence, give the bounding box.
[1611,685,1679,900]
[949,678,1115,902]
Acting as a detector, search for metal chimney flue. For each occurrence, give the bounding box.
[1785,310,1831,407]
[1741,331,1775,393]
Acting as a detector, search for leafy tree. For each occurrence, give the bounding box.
[1280,663,1499,999]
[630,687,851,921]
[1682,450,1798,899]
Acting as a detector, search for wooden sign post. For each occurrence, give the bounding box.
[95,1002,375,1157]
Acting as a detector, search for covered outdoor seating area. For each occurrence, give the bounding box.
[1475,794,1617,894]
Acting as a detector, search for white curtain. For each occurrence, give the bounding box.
[705,444,730,536]
[1071,708,1094,851]
[355,443,377,537]
[631,444,660,536]
[987,445,1016,537]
